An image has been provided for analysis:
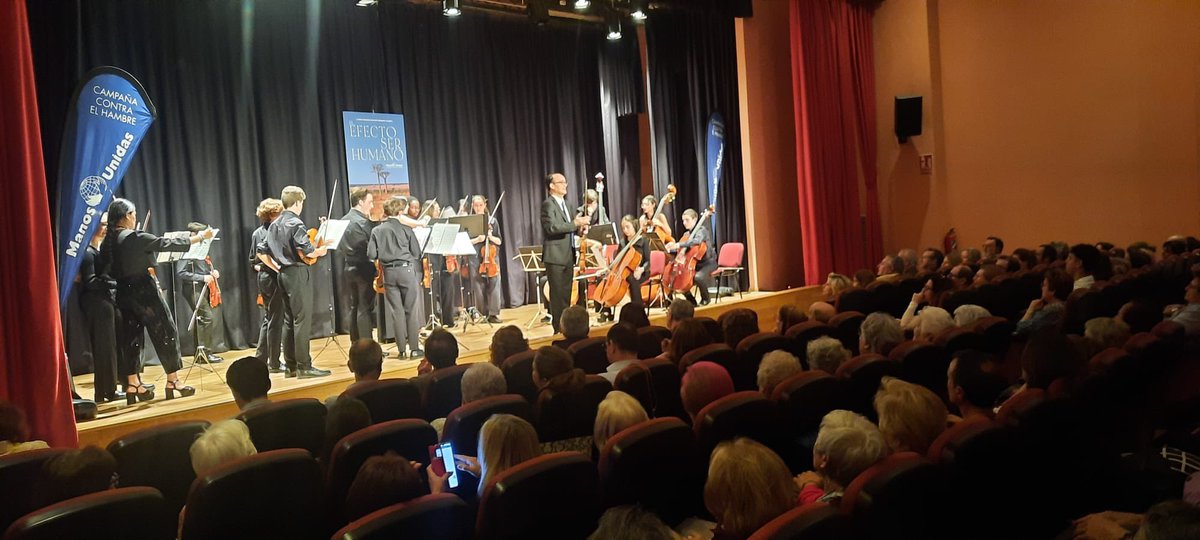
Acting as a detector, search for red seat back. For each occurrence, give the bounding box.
[0,448,70,534]
[442,394,534,458]
[106,420,209,512]
[716,242,744,268]
[695,316,723,343]
[181,449,325,540]
[6,487,174,540]
[599,418,703,525]
[890,341,952,404]
[613,362,655,414]
[567,337,609,375]
[747,502,852,540]
[535,376,611,442]
[501,350,538,404]
[735,332,792,391]
[636,326,671,359]
[772,371,846,436]
[827,311,865,354]
[237,398,328,456]
[643,358,688,420]
[693,391,778,458]
[425,365,472,421]
[785,321,833,369]
[842,452,951,539]
[836,354,903,420]
[331,494,473,540]
[476,452,600,540]
[326,419,438,522]
[341,379,423,423]
[648,250,666,276]
[678,343,738,375]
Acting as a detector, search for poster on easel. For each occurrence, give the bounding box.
[342,111,410,221]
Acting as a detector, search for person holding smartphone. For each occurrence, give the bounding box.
[427,413,540,498]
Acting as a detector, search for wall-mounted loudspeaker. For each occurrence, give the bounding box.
[894,95,922,143]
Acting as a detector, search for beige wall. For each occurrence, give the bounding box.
[874,0,1200,254]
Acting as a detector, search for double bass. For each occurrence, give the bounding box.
[663,205,714,295]
[592,185,676,309]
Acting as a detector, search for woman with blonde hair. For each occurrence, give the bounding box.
[822,273,852,302]
[704,438,798,538]
[593,391,649,454]
[873,377,947,454]
[189,419,257,475]
[440,413,541,497]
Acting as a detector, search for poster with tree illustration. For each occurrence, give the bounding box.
[343,111,410,220]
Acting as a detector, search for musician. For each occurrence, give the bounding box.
[79,212,120,403]
[406,197,422,220]
[250,198,286,373]
[638,194,673,240]
[424,200,457,327]
[541,173,591,332]
[368,198,424,358]
[175,222,225,363]
[619,215,652,307]
[259,185,331,379]
[396,195,431,229]
[666,208,717,306]
[578,189,608,225]
[340,188,378,343]
[100,198,210,403]
[468,195,503,324]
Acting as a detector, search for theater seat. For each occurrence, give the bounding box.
[934,327,988,356]
[696,316,723,343]
[889,341,951,403]
[599,418,702,526]
[772,371,845,437]
[501,350,537,404]
[476,452,600,540]
[0,448,70,534]
[442,394,533,457]
[736,332,792,391]
[973,316,1015,355]
[238,398,328,456]
[679,343,738,375]
[842,452,951,539]
[424,365,471,421]
[5,487,174,540]
[340,379,423,423]
[568,337,610,375]
[535,376,611,442]
[835,288,876,315]
[106,420,209,512]
[326,419,438,522]
[331,494,473,540]
[928,418,1022,539]
[613,362,655,414]
[827,311,865,355]
[785,321,833,369]
[693,391,778,460]
[181,449,326,540]
[747,502,852,540]
[643,358,688,421]
[835,354,903,420]
[637,326,672,359]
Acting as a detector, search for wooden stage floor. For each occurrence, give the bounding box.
[74,288,821,448]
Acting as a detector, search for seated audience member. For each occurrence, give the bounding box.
[961,248,982,266]
[795,410,887,506]
[1163,236,1189,258]
[776,304,808,335]
[859,312,903,356]
[0,400,48,456]
[1095,241,1115,255]
[618,303,651,329]
[1072,500,1200,540]
[190,419,257,475]
[1013,331,1084,398]
[1119,299,1165,334]
[419,329,460,376]
[874,377,947,455]
[227,356,271,412]
[327,339,384,407]
[1084,317,1132,352]
[1067,243,1108,289]
[601,323,639,383]
[901,277,954,329]
[898,248,919,277]
[973,264,1002,287]
[1051,241,1070,262]
[1110,256,1131,277]
[1165,270,1200,335]
[37,446,118,507]
[853,268,876,289]
[949,264,975,290]
[461,363,507,404]
[758,350,805,396]
[1035,243,1058,266]
[919,248,945,275]
[996,256,1020,274]
[876,255,903,281]
[1015,268,1073,337]
[588,505,676,540]
[806,337,850,376]
[681,362,735,422]
[807,301,836,324]
[721,308,759,350]
[593,391,648,454]
[940,251,964,273]
[705,438,798,539]
[554,306,591,350]
[489,325,530,366]
[345,452,427,521]
[953,304,992,327]
[822,273,852,302]
[913,307,954,342]
[1128,248,1153,270]
[983,236,1004,259]
[1011,248,1038,272]
[439,413,541,497]
[321,397,372,466]
[660,319,715,366]
[532,345,585,396]
[666,299,695,331]
[946,351,1007,422]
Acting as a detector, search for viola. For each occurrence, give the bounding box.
[477,192,505,279]
[592,185,675,309]
[205,256,222,307]
[373,260,385,294]
[664,205,715,295]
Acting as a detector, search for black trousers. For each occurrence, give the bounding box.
[81,291,119,399]
[467,256,502,317]
[433,271,456,325]
[255,270,285,368]
[116,274,183,377]
[627,272,648,307]
[685,260,719,303]
[383,265,421,352]
[546,262,572,332]
[279,265,313,371]
[344,267,377,343]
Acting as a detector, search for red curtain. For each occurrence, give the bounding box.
[790,0,883,285]
[0,0,77,446]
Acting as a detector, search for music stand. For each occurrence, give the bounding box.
[644,232,668,252]
[446,214,487,238]
[516,246,548,329]
[312,220,353,362]
[178,230,225,388]
[587,223,619,246]
[447,231,486,334]
[420,224,461,336]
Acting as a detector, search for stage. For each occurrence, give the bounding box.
[74,288,821,448]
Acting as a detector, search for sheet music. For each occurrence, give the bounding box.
[448,231,478,256]
[319,219,350,250]
[157,231,191,263]
[182,228,220,260]
[423,223,460,256]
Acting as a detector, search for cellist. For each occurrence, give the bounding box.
[619,215,652,307]
[468,195,503,324]
[665,208,717,306]
[638,195,673,242]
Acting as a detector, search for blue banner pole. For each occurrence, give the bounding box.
[705,112,727,243]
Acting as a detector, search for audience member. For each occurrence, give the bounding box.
[601,323,640,383]
[681,362,735,421]
[1165,269,1200,335]
[190,419,256,475]
[532,345,585,396]
[705,438,798,538]
[807,336,850,376]
[876,255,903,281]
[1011,248,1038,272]
[227,356,271,411]
[983,236,1004,258]
[344,452,426,521]
[720,308,759,350]
[445,413,541,497]
[554,306,590,349]
[874,377,947,455]
[822,273,852,302]
[941,251,964,272]
[1073,500,1200,540]
[807,301,836,324]
[662,318,715,367]
[1019,330,1085,392]
[973,264,1002,287]
[1163,237,1189,257]
[593,391,648,453]
[588,505,675,540]
[898,248,919,277]
[961,248,982,265]
[419,329,460,375]
[1119,299,1164,334]
[859,312,903,356]
[1128,248,1153,270]
[795,410,887,507]
[776,304,808,334]
[618,303,651,329]
[919,248,945,275]
[996,256,1020,273]
[852,268,876,288]
[953,304,992,327]
[0,401,48,456]
[1084,317,1131,351]
[946,351,1007,422]
[757,350,804,396]
[461,363,507,404]
[949,264,975,290]
[666,299,695,331]
[1015,268,1073,337]
[913,307,954,342]
[1067,243,1108,289]
[901,277,954,329]
[346,339,383,387]
[38,446,117,507]
[1110,256,1131,277]
[489,325,530,366]
[321,397,372,465]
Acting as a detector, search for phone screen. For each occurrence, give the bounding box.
[437,442,459,489]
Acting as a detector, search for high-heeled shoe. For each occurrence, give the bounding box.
[125,384,155,405]
[165,380,196,400]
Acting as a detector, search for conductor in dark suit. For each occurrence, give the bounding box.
[541,173,590,332]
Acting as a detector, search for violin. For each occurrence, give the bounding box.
[205,255,222,307]
[592,185,676,309]
[373,260,385,294]
[663,205,714,296]
[300,180,338,265]
[445,196,469,275]
[478,192,505,279]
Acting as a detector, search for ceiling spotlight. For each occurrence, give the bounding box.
[443,0,461,16]
[631,0,647,21]
[574,0,590,9]
[606,15,621,40]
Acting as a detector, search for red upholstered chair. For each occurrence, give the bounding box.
[325,419,438,522]
[973,316,1016,355]
[106,420,209,513]
[678,343,738,375]
[772,371,846,437]
[613,362,655,414]
[4,487,175,540]
[835,353,903,420]
[1152,320,1185,342]
[442,394,533,457]
[645,251,669,308]
[340,378,423,423]
[841,452,951,539]
[889,340,952,403]
[1090,347,1133,374]
[747,502,853,540]
[568,337,610,375]
[736,332,793,391]
[423,365,471,421]
[712,242,746,302]
[599,418,703,526]
[827,311,865,355]
[181,449,325,540]
[643,358,688,421]
[928,418,1022,538]
[785,321,833,370]
[693,391,778,460]
[636,326,671,359]
[995,388,1047,427]
[0,448,70,534]
[934,327,988,356]
[501,350,538,403]
[535,376,611,442]
[835,288,877,315]
[476,452,600,540]
[330,494,473,540]
[695,316,724,343]
[237,398,328,456]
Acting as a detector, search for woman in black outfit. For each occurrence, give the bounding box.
[100,198,211,404]
[79,212,120,403]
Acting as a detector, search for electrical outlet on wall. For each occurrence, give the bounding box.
[919,154,933,175]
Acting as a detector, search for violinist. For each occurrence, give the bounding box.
[620,215,652,307]
[368,198,423,358]
[100,198,210,404]
[665,208,717,306]
[250,198,287,373]
[406,197,422,220]
[176,222,225,363]
[340,188,378,344]
[638,195,673,242]
[423,200,457,327]
[79,212,119,403]
[396,195,431,229]
[468,195,503,324]
[258,185,331,379]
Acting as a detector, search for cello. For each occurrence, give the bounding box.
[663,205,715,296]
[477,192,505,278]
[592,185,675,309]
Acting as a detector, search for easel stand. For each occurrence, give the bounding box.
[183,282,225,387]
[517,246,548,329]
[313,218,351,361]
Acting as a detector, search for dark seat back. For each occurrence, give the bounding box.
[613,362,655,414]
[476,452,600,540]
[747,502,853,540]
[330,494,473,540]
[785,321,833,369]
[237,398,328,456]
[835,289,876,315]
[695,316,723,343]
[836,354,904,420]
[735,332,792,391]
[643,358,687,420]
[106,420,208,512]
[0,448,70,534]
[599,418,703,526]
[5,487,174,540]
[678,343,738,375]
[501,350,538,404]
[693,391,778,459]
[842,452,952,539]
[928,418,1022,538]
[890,341,952,403]
[442,394,533,457]
[181,449,326,540]
[935,327,988,356]
[973,317,1015,355]
[340,379,423,423]
[637,326,672,359]
[568,337,609,375]
[424,365,471,421]
[326,419,438,521]
[535,376,611,442]
[772,372,846,436]
[827,311,865,355]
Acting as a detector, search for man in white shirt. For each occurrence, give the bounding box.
[1066,243,1105,290]
[601,322,640,383]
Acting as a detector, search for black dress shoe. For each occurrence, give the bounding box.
[297,368,331,379]
[486,316,501,324]
[443,322,456,328]
[284,370,298,378]
[203,354,224,364]
[409,349,424,359]
[699,300,711,306]
[268,366,286,374]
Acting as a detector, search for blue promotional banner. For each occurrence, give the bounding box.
[56,67,157,307]
[343,111,410,187]
[705,112,727,241]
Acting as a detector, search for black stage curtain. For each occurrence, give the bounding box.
[645,9,747,287]
[28,0,642,357]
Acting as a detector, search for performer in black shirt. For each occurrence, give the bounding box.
[665,208,717,306]
[79,212,120,403]
[176,222,225,363]
[340,188,377,343]
[250,198,286,373]
[423,200,457,327]
[368,198,423,358]
[100,198,210,403]
[468,195,503,324]
[258,185,331,379]
[620,215,652,307]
